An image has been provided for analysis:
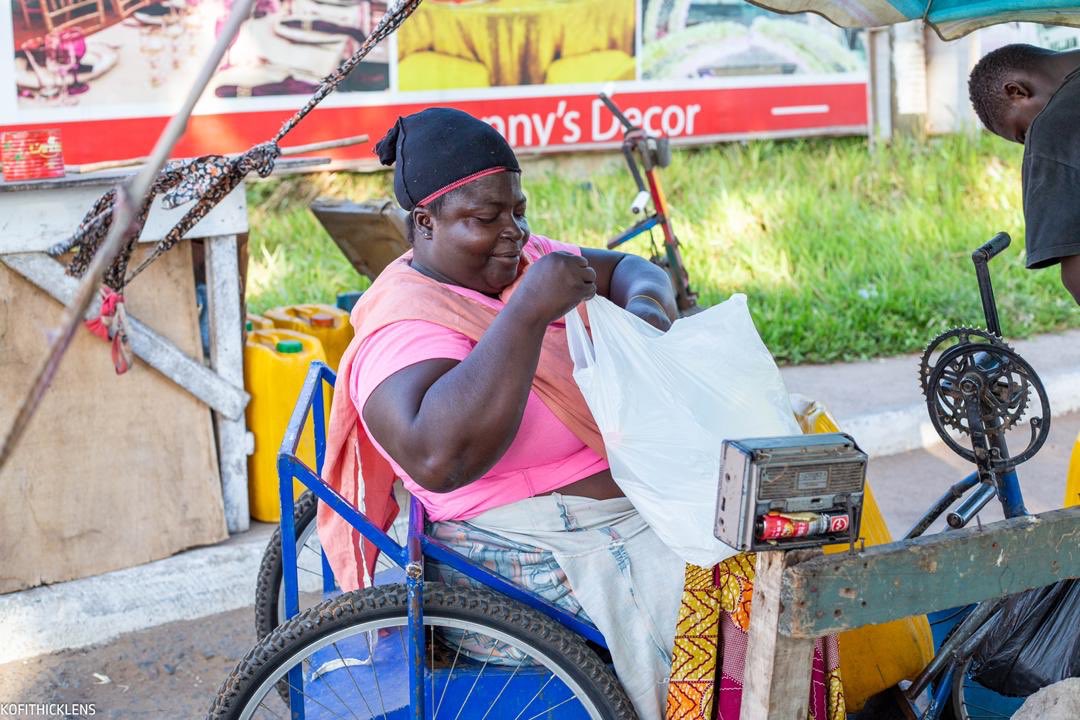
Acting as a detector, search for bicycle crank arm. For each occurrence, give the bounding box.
[947,481,998,528]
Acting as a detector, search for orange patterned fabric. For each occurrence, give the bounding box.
[666,555,846,720]
[667,565,722,719]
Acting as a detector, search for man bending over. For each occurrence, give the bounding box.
[969,44,1080,304]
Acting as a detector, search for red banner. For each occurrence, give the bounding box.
[1,83,866,166]
[2,1,868,167]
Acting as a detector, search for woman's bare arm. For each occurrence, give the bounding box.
[582,247,677,328]
[362,252,594,493]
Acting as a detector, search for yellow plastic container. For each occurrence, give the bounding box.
[264,304,353,371]
[244,329,329,522]
[794,397,936,711]
[1066,430,1080,508]
[246,313,274,332]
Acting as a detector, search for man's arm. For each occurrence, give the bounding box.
[1062,255,1080,305]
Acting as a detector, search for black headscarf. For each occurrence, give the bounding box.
[375,107,521,211]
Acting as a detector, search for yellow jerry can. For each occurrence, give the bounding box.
[1066,430,1080,509]
[264,304,354,371]
[244,328,329,523]
[246,313,274,332]
[793,396,936,712]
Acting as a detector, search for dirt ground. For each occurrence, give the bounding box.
[2,411,1076,719]
[0,607,253,719]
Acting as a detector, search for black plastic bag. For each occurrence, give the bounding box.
[970,578,1080,696]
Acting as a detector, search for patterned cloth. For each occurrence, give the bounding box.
[427,517,591,666]
[667,557,846,720]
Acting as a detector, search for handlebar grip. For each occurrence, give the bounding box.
[599,92,635,131]
[630,190,650,215]
[972,232,1011,264]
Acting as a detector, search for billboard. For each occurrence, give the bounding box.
[0,1,869,166]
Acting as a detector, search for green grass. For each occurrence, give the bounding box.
[246,133,1079,364]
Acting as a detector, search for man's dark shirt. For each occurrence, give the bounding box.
[1023,67,1080,269]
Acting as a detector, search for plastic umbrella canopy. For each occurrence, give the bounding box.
[747,1,1080,39]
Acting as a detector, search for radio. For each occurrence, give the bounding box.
[714,433,867,552]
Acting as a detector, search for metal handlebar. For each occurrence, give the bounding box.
[972,232,1011,264]
[972,232,1010,337]
[599,92,635,132]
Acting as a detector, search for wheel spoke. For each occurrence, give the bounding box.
[364,630,389,717]
[256,698,285,719]
[331,641,378,719]
[280,676,352,719]
[960,697,1013,717]
[479,657,522,720]
[313,644,366,720]
[511,672,557,720]
[450,643,498,720]
[523,693,578,720]
[434,627,466,719]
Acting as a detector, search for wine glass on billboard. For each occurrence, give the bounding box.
[60,28,89,96]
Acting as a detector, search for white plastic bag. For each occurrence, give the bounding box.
[565,294,800,567]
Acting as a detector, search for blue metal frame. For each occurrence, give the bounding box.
[606,214,661,250]
[275,362,609,720]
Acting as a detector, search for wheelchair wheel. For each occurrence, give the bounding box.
[213,583,636,720]
[254,491,332,642]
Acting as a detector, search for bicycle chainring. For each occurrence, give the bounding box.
[919,327,1006,399]
[924,342,1050,469]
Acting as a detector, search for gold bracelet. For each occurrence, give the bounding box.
[628,294,668,315]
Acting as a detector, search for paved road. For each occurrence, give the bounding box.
[869,409,1079,538]
[2,413,1076,719]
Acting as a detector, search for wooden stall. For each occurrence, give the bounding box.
[741,507,1080,718]
[0,171,250,593]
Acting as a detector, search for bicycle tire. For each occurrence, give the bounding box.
[212,583,637,720]
[254,490,323,642]
[949,655,1026,720]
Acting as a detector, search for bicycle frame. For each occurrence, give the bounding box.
[275,362,608,720]
[896,233,1036,719]
[600,95,698,314]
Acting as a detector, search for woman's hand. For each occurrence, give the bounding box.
[510,251,597,326]
[626,294,673,332]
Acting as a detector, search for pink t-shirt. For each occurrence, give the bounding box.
[350,236,608,522]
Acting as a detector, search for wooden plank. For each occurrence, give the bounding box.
[0,184,248,254]
[0,244,228,592]
[206,234,250,534]
[1,252,249,420]
[741,552,816,719]
[779,507,1080,638]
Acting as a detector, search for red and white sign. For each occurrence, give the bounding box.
[1,1,868,166]
[0,83,867,166]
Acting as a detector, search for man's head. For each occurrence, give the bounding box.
[969,44,1061,144]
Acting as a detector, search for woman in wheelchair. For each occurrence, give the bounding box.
[319,108,844,719]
